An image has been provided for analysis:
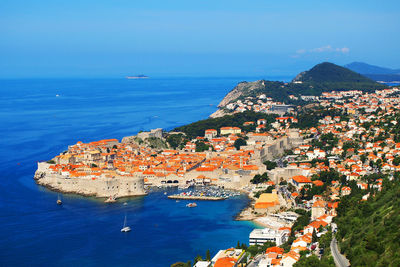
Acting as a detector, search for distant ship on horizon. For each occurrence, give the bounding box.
[126,75,149,79]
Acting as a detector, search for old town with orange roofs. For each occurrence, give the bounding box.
[35,86,400,266]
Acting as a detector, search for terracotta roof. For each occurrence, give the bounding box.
[312,180,324,186]
[313,200,326,208]
[266,246,284,255]
[292,175,312,183]
[214,257,237,267]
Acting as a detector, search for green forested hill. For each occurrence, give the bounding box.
[294,62,379,84]
[335,177,400,266]
[290,62,385,94]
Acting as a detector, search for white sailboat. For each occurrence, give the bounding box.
[121,214,131,232]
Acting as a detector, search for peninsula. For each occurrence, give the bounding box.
[34,114,303,199]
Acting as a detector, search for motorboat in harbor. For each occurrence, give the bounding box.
[178,185,190,190]
[186,202,197,208]
[57,194,62,205]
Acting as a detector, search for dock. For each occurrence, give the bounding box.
[167,195,227,201]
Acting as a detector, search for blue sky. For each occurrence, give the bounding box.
[1,0,399,78]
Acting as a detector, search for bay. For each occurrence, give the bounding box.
[0,76,289,266]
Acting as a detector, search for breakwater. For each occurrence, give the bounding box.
[168,195,226,201]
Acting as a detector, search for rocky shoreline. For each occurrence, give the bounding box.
[209,109,227,118]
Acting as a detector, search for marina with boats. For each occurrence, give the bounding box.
[166,186,241,201]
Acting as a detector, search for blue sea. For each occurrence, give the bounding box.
[0,77,288,266]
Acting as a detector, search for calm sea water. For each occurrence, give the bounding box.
[0,77,288,266]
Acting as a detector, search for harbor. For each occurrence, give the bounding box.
[0,77,256,266]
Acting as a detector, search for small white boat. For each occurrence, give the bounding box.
[57,194,62,205]
[121,214,131,232]
[186,202,197,208]
[164,192,167,195]
[178,185,189,190]
[121,226,131,232]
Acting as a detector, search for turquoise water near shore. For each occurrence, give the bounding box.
[0,77,288,266]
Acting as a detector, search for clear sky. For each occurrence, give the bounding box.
[1,0,399,78]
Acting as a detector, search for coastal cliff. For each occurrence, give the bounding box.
[217,80,266,108]
[209,80,267,118]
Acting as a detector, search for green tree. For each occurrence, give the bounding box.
[171,262,189,267]
[293,255,333,267]
[291,212,311,234]
[318,231,332,249]
[250,172,270,184]
[393,156,400,166]
[263,160,278,170]
[312,229,318,243]
[206,250,210,261]
[254,186,274,198]
[234,138,247,150]
[246,245,259,256]
[245,243,274,257]
[193,255,202,264]
[360,154,367,163]
[166,134,187,149]
[336,179,400,266]
[195,141,210,152]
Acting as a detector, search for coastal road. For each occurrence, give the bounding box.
[330,225,350,267]
[247,254,263,267]
[331,237,350,267]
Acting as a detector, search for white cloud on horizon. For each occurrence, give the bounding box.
[292,45,350,58]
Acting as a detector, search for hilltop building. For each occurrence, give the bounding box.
[205,129,218,140]
[220,127,241,135]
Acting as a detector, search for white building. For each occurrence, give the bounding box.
[249,228,287,246]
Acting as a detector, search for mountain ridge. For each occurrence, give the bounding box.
[344,62,400,82]
[345,62,400,75]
